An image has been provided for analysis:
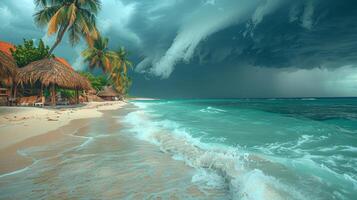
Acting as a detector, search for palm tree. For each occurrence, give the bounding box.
[81,35,117,72]
[82,37,133,95]
[115,47,132,75]
[110,47,133,94]
[34,0,101,55]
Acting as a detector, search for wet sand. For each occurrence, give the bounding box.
[0,118,90,175]
[0,105,228,199]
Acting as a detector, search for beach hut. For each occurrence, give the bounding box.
[0,41,17,81]
[97,86,120,101]
[0,43,18,105]
[16,58,91,106]
[0,51,17,80]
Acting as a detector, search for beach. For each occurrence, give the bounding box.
[0,102,126,175]
[0,101,228,199]
[0,99,356,199]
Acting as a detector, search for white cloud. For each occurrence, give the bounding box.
[98,0,141,46]
[301,0,315,30]
[149,0,283,78]
[251,0,281,27]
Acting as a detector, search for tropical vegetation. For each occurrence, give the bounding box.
[79,72,111,92]
[0,0,134,106]
[111,47,133,94]
[81,35,116,72]
[10,39,52,68]
[34,0,101,55]
[82,36,133,95]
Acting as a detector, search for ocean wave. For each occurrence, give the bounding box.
[199,106,227,114]
[121,109,306,200]
[301,98,317,101]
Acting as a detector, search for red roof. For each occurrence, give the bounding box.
[0,41,16,56]
[0,41,74,70]
[54,57,74,71]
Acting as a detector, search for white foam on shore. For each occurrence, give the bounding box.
[121,106,306,200]
[0,160,40,178]
[0,123,96,179]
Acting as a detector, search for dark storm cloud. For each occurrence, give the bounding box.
[127,0,357,78]
[194,0,357,70]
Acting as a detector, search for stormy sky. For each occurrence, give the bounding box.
[1,0,357,98]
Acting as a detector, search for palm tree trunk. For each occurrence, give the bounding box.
[48,24,69,56]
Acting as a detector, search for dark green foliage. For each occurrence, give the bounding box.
[58,89,75,99]
[79,72,112,92]
[10,39,53,68]
[43,88,76,99]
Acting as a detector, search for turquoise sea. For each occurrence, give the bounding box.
[124,98,357,199]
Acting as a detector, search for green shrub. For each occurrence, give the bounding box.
[79,72,112,91]
[11,39,53,68]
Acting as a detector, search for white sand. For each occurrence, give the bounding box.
[0,101,126,150]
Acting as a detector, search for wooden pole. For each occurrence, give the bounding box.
[40,84,44,97]
[75,88,79,104]
[51,83,56,106]
[14,84,17,99]
[10,80,13,99]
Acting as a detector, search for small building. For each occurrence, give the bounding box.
[0,42,17,105]
[97,86,121,101]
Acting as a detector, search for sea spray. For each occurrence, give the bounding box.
[122,107,305,200]
[123,99,357,199]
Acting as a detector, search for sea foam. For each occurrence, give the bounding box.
[121,105,306,200]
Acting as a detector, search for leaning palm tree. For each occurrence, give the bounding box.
[81,35,118,72]
[34,0,101,55]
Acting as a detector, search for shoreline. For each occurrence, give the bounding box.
[0,101,126,175]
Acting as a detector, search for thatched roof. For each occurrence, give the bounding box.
[77,74,92,91]
[0,51,17,80]
[97,86,120,97]
[17,58,91,90]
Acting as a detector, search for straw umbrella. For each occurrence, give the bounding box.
[17,58,91,106]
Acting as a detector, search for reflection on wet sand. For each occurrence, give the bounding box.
[0,108,228,199]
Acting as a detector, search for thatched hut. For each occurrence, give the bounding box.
[0,51,17,80]
[0,41,17,81]
[97,86,120,101]
[16,58,91,105]
[0,42,18,105]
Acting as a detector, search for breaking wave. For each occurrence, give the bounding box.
[121,109,307,200]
